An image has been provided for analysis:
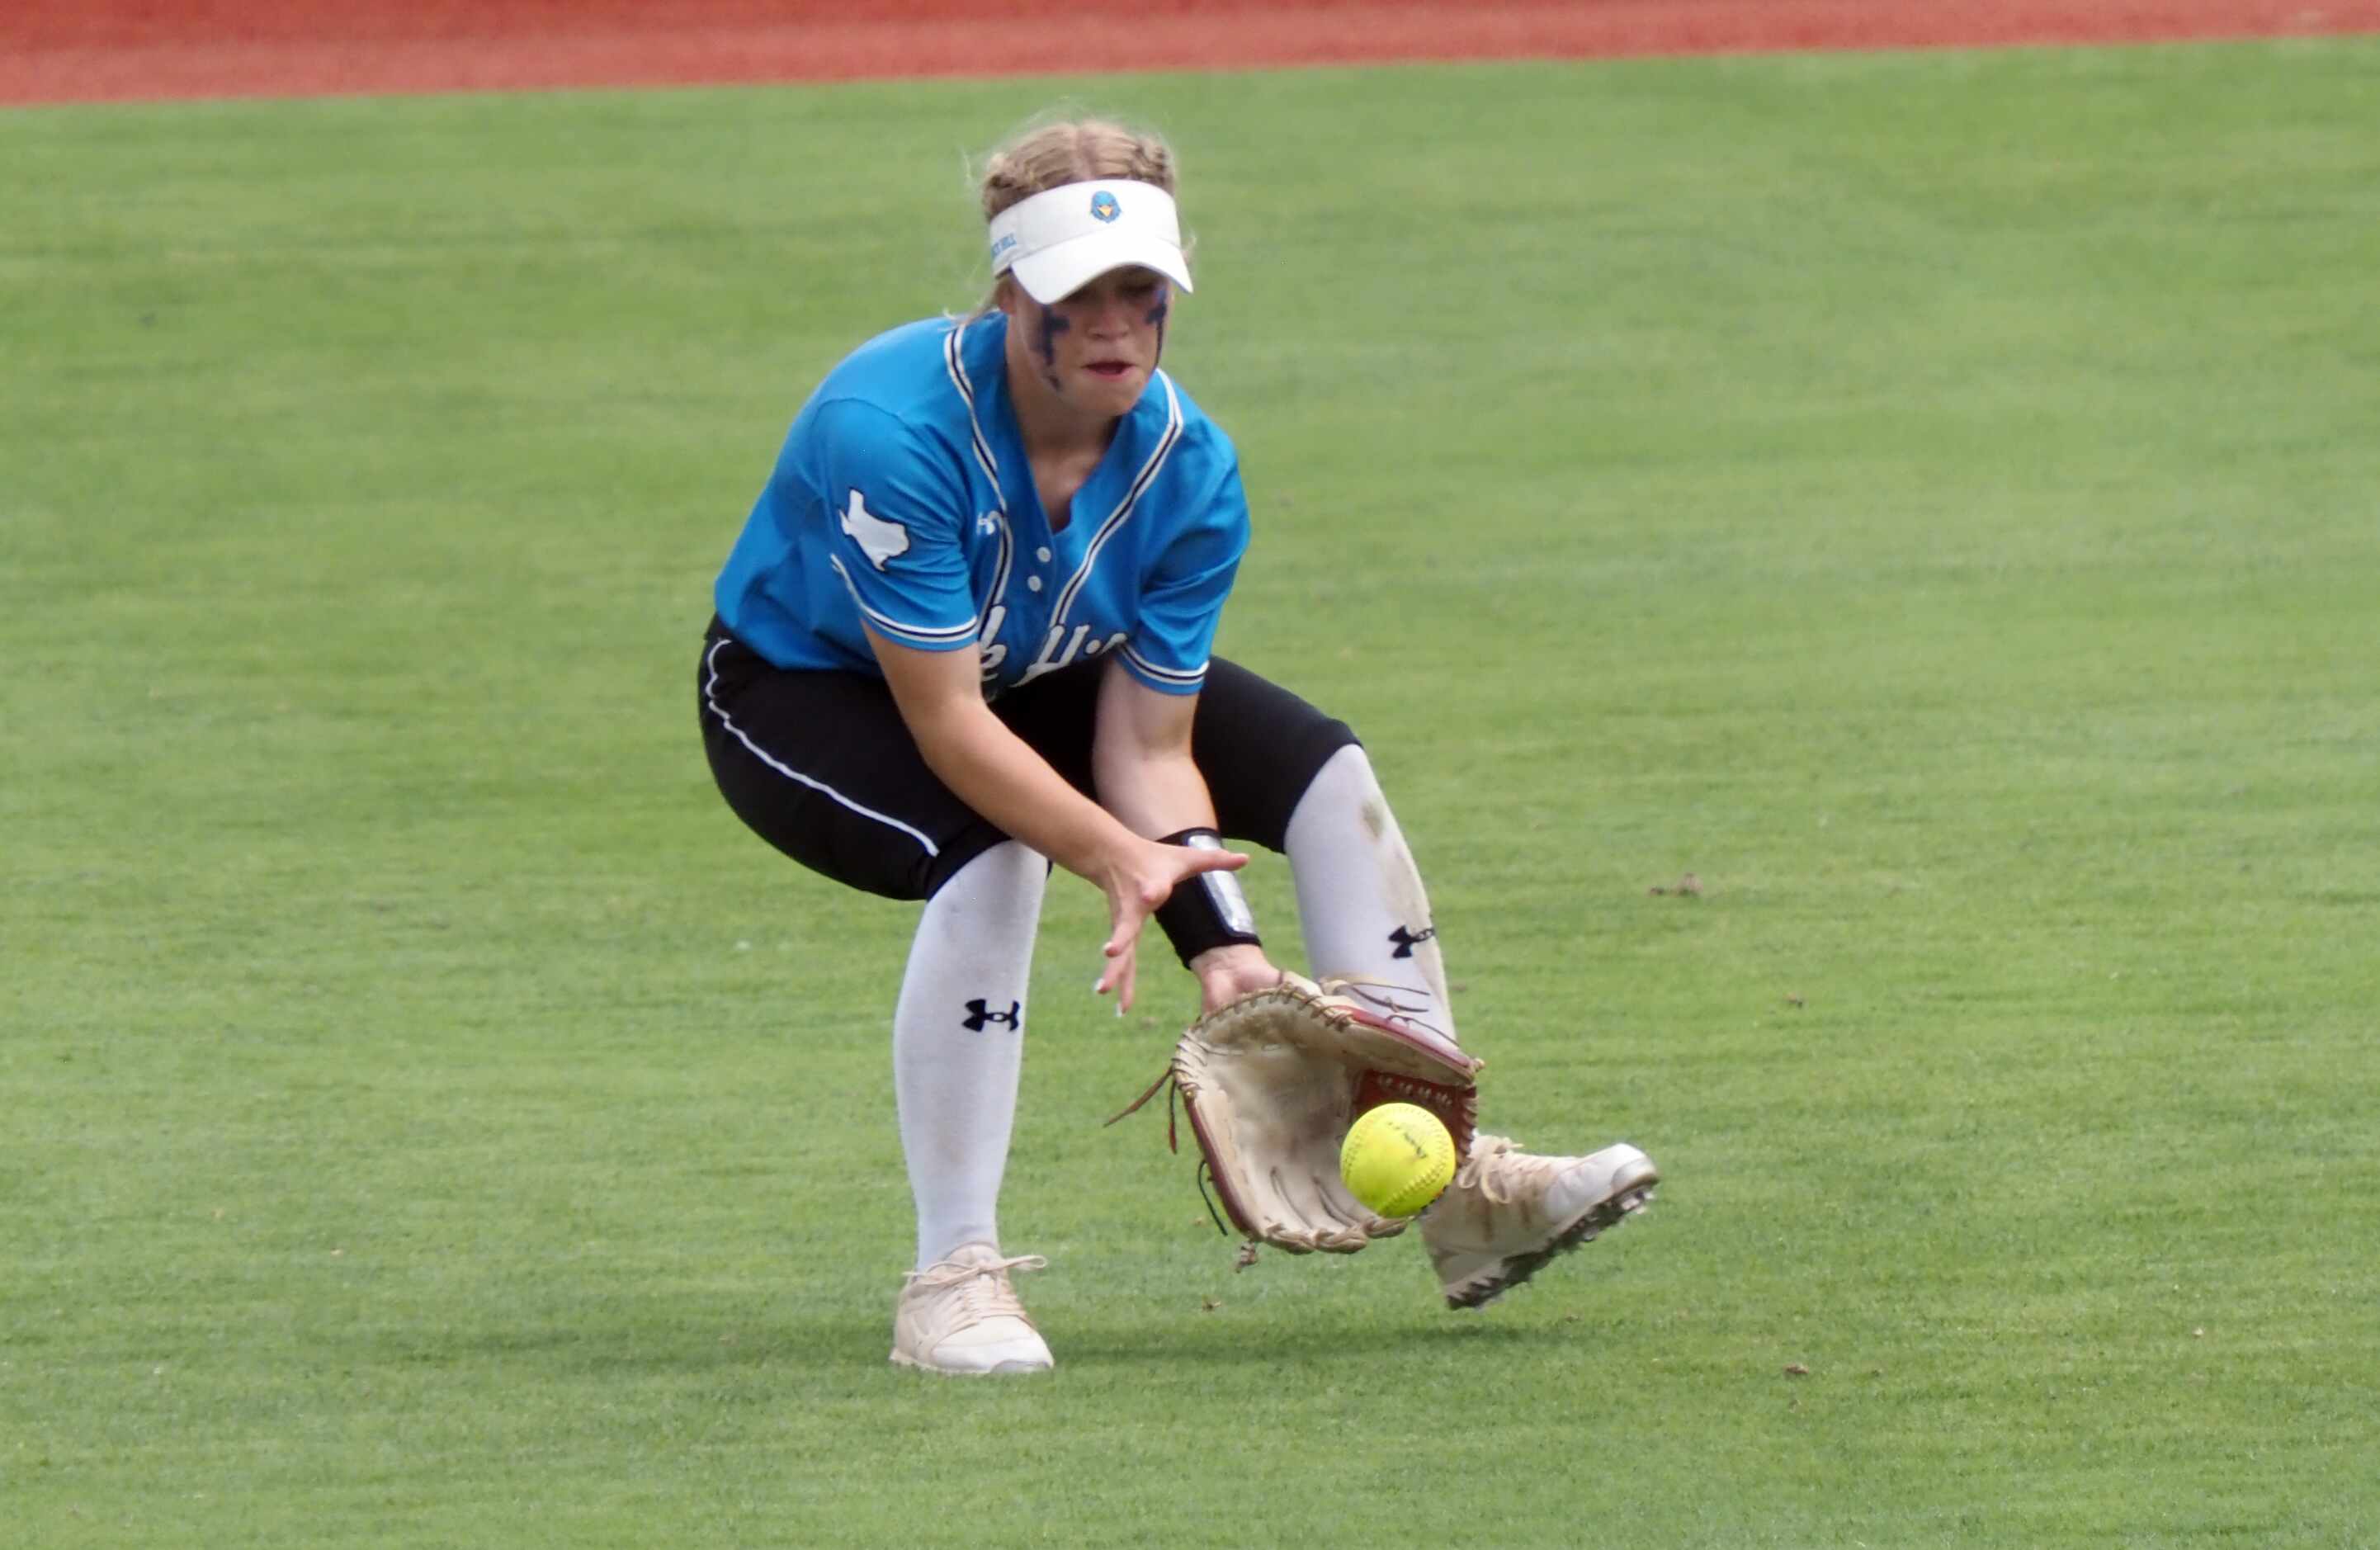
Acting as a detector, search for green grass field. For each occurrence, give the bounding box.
[7,37,2378,1548]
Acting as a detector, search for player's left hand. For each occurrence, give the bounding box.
[1109,973,1481,1258]
[1188,943,1283,1015]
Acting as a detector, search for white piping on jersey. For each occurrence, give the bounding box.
[829,555,978,645]
[943,317,1015,638]
[701,638,940,857]
[942,319,1190,674]
[983,515,1013,640]
[1051,371,1183,627]
[1122,641,1205,690]
[942,319,1008,509]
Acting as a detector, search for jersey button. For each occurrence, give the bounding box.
[1037,546,1053,563]
[1026,576,1043,592]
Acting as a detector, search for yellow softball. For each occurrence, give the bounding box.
[1339,1102,1457,1217]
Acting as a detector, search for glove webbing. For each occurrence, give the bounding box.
[1109,1076,1257,1259]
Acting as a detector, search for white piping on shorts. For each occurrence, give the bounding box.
[702,637,940,858]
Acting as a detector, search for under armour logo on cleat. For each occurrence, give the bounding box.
[1387,924,1438,960]
[962,999,1022,1032]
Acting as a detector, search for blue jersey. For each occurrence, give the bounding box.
[715,313,1250,698]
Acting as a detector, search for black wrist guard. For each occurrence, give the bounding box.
[1153,827,1262,967]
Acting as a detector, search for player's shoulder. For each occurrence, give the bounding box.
[795,316,973,456]
[1134,374,1243,528]
[1141,368,1239,475]
[809,316,970,425]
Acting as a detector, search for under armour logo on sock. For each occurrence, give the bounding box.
[961,999,1022,1032]
[1387,924,1438,960]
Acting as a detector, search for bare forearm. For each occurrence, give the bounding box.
[1090,660,1221,840]
[864,628,1249,1012]
[1093,741,1216,839]
[909,698,1136,881]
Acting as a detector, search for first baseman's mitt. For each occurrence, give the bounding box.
[1109,973,1481,1259]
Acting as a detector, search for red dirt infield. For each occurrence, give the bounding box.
[5,0,2376,106]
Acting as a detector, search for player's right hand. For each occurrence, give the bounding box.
[1093,839,1249,1013]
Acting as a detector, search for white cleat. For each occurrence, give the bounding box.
[890,1243,1055,1376]
[1419,1135,1659,1311]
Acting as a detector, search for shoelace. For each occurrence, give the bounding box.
[905,1252,1048,1330]
[1452,1133,1563,1207]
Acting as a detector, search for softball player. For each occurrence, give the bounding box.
[700,117,1656,1375]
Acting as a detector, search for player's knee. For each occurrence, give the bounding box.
[928,836,1049,909]
[1294,742,1380,811]
[1194,659,1361,850]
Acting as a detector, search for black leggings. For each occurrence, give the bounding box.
[698,620,1359,900]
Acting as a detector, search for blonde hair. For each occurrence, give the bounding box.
[973,114,1185,310]
[979,114,1179,222]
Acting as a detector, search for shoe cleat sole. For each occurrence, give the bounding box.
[890,1349,1054,1377]
[1443,1182,1659,1312]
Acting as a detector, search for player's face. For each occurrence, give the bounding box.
[1008,266,1173,418]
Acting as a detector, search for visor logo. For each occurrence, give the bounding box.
[1089,189,1122,224]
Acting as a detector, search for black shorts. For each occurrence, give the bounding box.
[697,619,1359,900]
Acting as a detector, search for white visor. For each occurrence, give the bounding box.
[987,180,1193,305]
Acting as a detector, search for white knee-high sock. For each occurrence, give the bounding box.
[892,839,1047,1270]
[1282,744,1460,1047]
